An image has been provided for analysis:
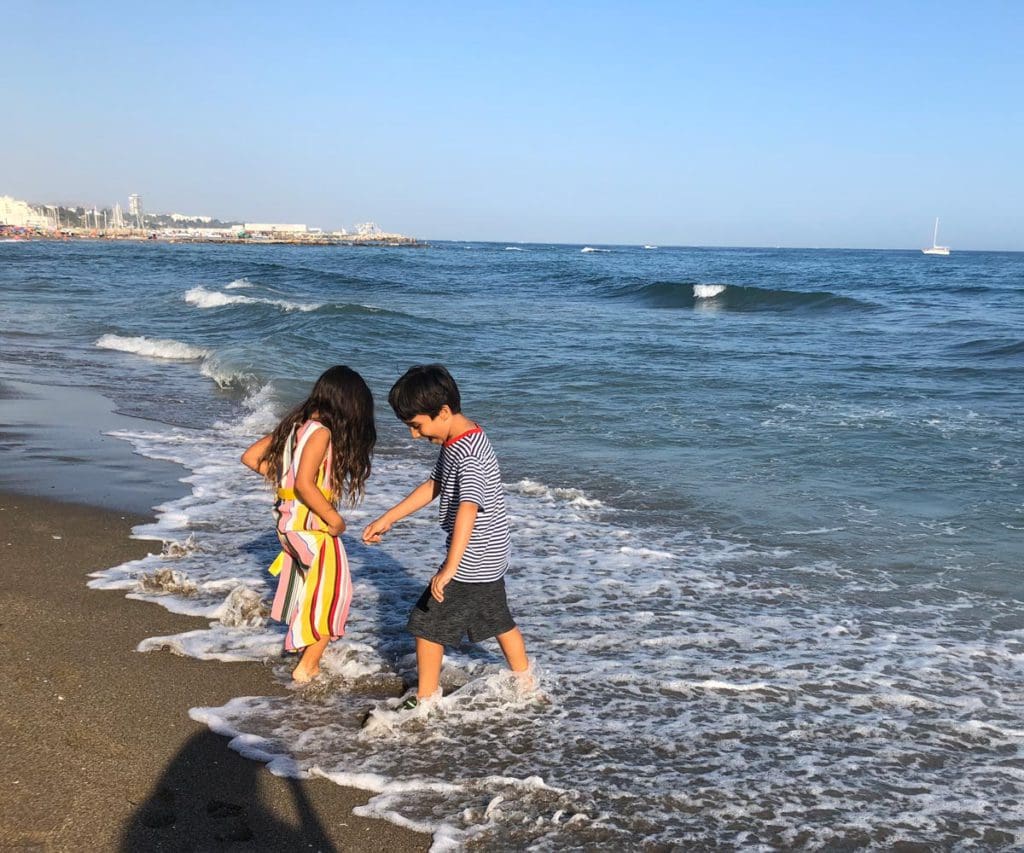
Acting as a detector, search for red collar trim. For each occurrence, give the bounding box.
[444,425,483,447]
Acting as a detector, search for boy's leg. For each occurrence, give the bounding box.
[415,636,445,699]
[496,627,529,673]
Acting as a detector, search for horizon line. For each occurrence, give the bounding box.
[424,239,1023,254]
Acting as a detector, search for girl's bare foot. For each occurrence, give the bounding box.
[292,663,320,683]
[292,636,330,683]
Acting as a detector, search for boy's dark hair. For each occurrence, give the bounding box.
[388,364,461,420]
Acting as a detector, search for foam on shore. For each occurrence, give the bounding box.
[89,403,1024,849]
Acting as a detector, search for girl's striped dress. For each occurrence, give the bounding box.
[267,420,353,651]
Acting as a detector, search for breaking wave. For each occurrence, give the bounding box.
[184,285,322,313]
[506,479,605,509]
[610,281,874,312]
[95,334,210,361]
[185,285,410,319]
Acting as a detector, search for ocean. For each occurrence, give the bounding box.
[1,240,1021,849]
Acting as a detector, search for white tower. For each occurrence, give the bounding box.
[128,194,144,229]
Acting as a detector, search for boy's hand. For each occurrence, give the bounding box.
[430,566,457,602]
[362,516,392,544]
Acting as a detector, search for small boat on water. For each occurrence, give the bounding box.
[922,218,950,255]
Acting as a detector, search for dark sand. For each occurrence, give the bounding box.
[0,492,430,852]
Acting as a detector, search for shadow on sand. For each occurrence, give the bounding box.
[120,729,337,852]
[122,528,457,851]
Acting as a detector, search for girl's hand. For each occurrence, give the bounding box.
[326,514,346,536]
[362,515,392,544]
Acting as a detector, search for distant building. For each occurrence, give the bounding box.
[128,194,144,228]
[170,213,213,223]
[0,195,51,228]
[181,226,243,238]
[244,223,308,233]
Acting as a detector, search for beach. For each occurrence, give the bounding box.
[1,239,1021,848]
[0,490,429,851]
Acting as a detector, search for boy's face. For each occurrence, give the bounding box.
[404,407,450,444]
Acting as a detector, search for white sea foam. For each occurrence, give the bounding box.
[693,284,727,298]
[137,567,198,596]
[198,358,260,392]
[184,286,247,308]
[92,418,1024,849]
[213,585,270,627]
[503,246,524,251]
[225,277,254,289]
[95,334,210,361]
[663,678,772,694]
[580,247,610,253]
[184,285,321,312]
[139,626,281,661]
[780,526,846,536]
[233,383,283,434]
[507,478,604,509]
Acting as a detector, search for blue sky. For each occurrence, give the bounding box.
[3,2,1022,249]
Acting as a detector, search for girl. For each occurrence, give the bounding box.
[242,365,376,682]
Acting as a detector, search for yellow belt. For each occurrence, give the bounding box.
[276,486,332,501]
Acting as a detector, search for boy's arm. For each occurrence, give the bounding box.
[430,500,478,602]
[241,434,273,475]
[362,478,440,543]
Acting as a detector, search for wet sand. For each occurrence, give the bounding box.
[0,376,190,513]
[0,492,430,852]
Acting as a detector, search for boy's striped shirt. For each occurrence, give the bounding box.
[431,426,510,582]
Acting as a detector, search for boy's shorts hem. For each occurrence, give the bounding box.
[407,578,516,647]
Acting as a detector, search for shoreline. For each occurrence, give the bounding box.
[0,376,191,515]
[0,490,430,852]
[0,229,427,248]
[0,375,431,849]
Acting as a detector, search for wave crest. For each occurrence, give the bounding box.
[199,359,260,392]
[184,285,321,313]
[96,334,210,361]
[611,281,872,312]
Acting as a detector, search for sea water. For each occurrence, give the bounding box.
[1,240,1022,849]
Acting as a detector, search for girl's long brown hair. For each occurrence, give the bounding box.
[260,365,376,505]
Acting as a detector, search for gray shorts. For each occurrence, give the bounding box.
[407,578,516,647]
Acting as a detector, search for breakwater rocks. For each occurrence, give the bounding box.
[1,226,427,248]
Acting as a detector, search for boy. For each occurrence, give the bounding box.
[362,364,529,708]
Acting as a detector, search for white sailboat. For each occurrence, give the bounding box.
[922,218,950,255]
